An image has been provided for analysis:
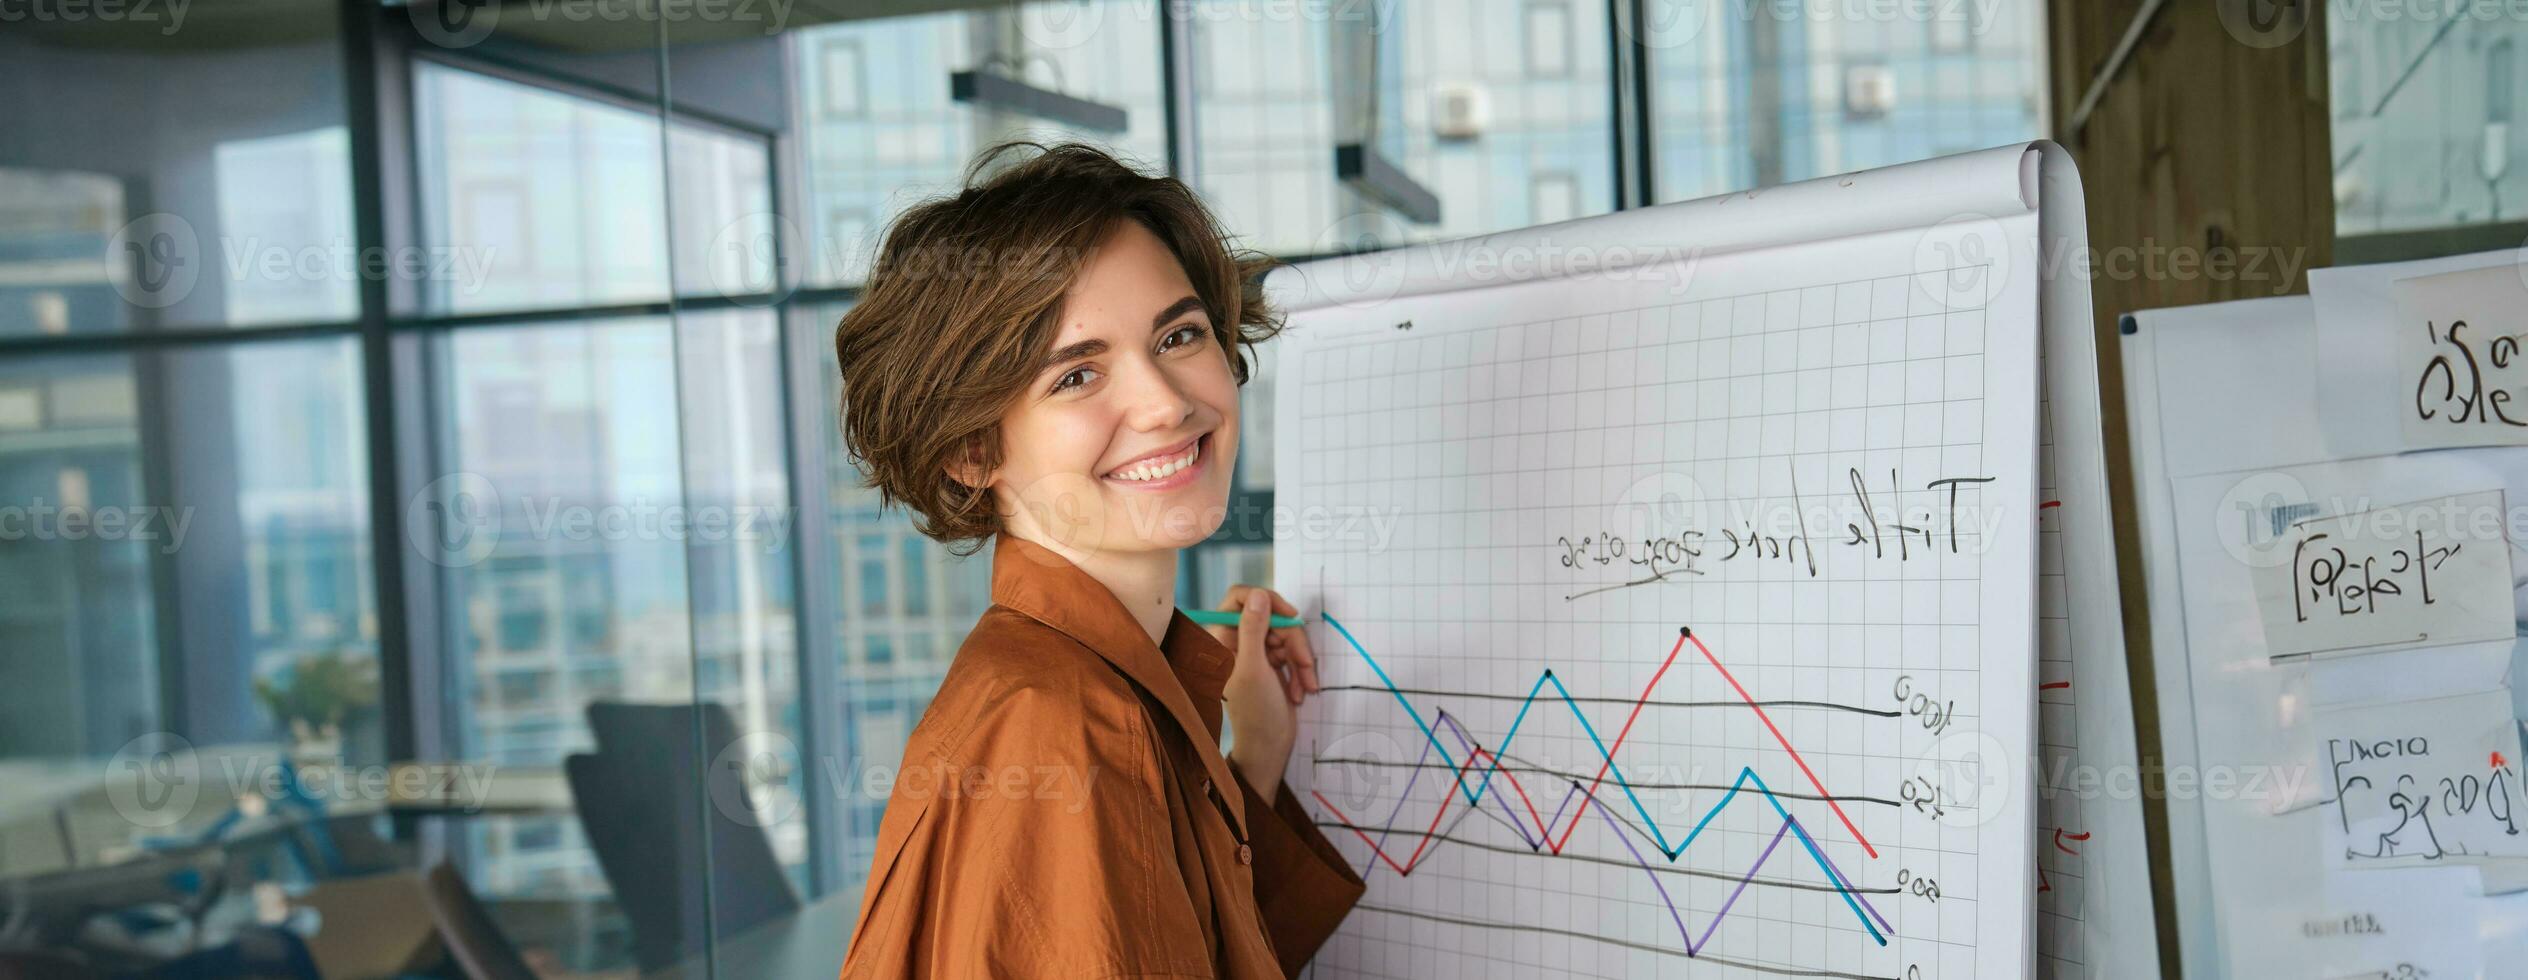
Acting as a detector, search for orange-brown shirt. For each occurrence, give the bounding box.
[837,534,1365,979]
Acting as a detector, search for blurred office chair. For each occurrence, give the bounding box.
[566,702,799,971]
[421,863,538,980]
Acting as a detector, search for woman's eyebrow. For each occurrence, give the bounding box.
[1150,295,1207,332]
[1040,338,1107,370]
[1039,297,1210,371]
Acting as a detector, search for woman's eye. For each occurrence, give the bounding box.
[1052,365,1099,393]
[1158,325,1208,353]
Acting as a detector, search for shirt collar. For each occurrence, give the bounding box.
[987,534,1248,833]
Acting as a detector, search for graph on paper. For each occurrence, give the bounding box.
[1272,222,2042,979]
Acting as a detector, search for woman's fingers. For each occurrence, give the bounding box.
[1287,632,1320,695]
[1213,584,1317,702]
[1234,588,1270,667]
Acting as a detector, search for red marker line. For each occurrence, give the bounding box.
[1686,631,1878,858]
[1549,631,1689,853]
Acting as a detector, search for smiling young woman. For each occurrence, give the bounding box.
[830,143,1364,979]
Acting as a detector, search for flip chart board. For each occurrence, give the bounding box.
[1264,143,2154,979]
[2122,273,2528,978]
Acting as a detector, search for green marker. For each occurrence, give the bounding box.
[1183,608,1306,629]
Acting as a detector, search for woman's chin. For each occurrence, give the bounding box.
[1101,490,1231,551]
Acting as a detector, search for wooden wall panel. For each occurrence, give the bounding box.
[2045,2,2336,975]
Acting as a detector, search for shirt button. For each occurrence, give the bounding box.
[1237,844,1253,866]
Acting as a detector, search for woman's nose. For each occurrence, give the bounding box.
[1119,357,1195,431]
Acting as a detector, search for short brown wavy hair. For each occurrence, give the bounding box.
[834,142,1282,554]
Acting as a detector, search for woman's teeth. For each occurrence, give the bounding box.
[1112,440,1200,482]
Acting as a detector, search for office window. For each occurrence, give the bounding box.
[1392,0,1619,238]
[1526,1,1574,78]
[665,128,778,300]
[857,531,891,616]
[0,28,353,335]
[822,38,869,119]
[1931,4,1976,53]
[0,339,376,773]
[1649,0,2043,201]
[437,318,681,896]
[1195,0,1614,251]
[664,308,804,868]
[1530,171,1581,224]
[417,63,773,310]
[432,310,804,896]
[1230,338,1280,494]
[2494,38,2517,124]
[901,534,932,617]
[2332,11,2528,234]
[216,129,358,325]
[793,2,1166,287]
[1190,0,1343,254]
[416,65,670,314]
[0,354,152,761]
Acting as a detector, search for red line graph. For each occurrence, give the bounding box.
[1550,631,1688,853]
[1323,614,1882,860]
[1316,743,1513,875]
[1684,630,1880,857]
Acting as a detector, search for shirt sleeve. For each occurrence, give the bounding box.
[1230,768,1367,976]
[842,683,1213,980]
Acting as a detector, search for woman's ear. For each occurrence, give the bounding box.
[942,438,991,490]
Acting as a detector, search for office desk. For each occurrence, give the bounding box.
[640,892,858,979]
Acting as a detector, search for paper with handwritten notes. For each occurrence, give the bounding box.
[2320,690,2528,867]
[2250,490,2518,660]
[2124,293,2528,977]
[2399,265,2528,450]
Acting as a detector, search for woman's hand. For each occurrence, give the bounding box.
[1203,585,1320,804]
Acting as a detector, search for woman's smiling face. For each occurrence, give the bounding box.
[980,218,1240,558]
